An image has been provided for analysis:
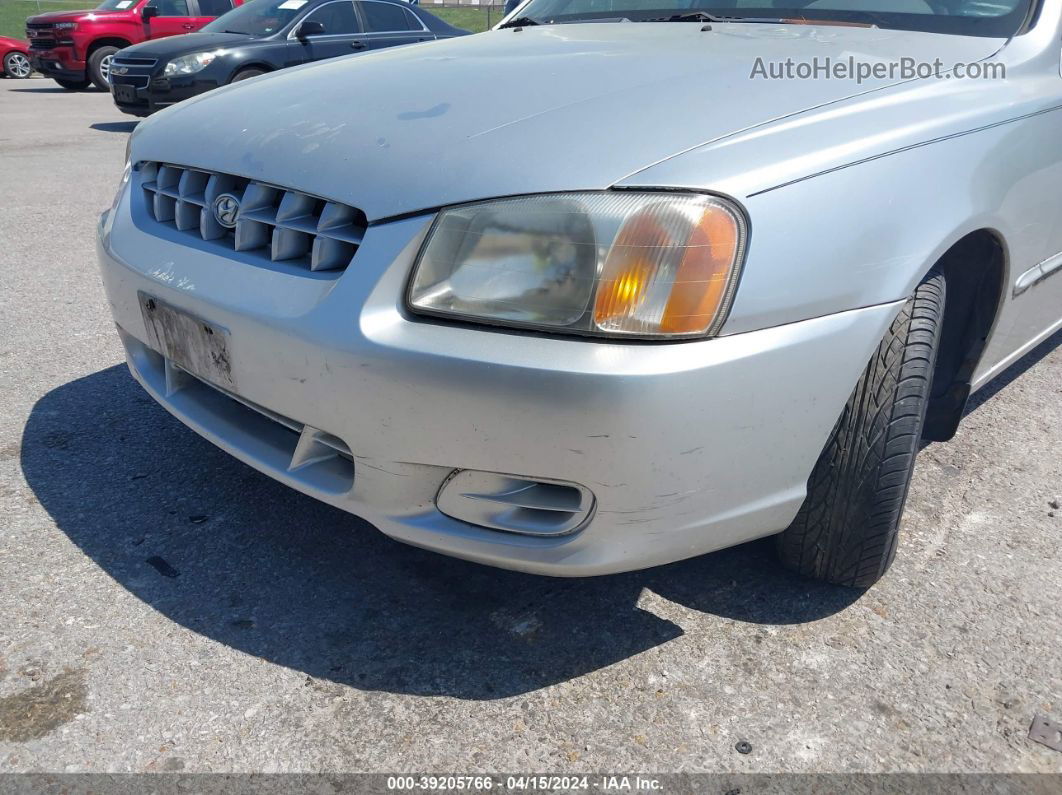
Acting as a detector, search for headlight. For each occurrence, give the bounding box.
[113,161,131,207]
[54,22,77,30]
[407,192,747,339]
[163,51,219,77]
[103,160,131,241]
[112,127,137,222]
[123,118,141,168]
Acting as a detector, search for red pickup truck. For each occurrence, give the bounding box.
[26,0,243,91]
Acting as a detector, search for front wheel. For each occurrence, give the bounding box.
[87,45,119,90]
[4,51,32,79]
[777,270,946,588]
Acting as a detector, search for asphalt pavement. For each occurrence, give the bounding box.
[0,75,1061,776]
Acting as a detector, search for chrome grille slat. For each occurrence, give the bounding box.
[199,206,226,241]
[311,237,358,272]
[271,227,312,261]
[157,165,181,192]
[153,193,177,223]
[235,218,271,251]
[174,200,200,231]
[276,191,318,224]
[281,216,320,234]
[111,75,150,89]
[111,56,159,67]
[177,169,209,205]
[240,207,278,225]
[138,161,366,273]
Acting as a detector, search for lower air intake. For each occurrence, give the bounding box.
[436,470,595,537]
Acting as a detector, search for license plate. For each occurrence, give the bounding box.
[139,293,236,390]
[114,84,137,103]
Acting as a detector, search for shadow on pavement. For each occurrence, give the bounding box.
[23,365,864,699]
[11,87,93,93]
[90,121,138,134]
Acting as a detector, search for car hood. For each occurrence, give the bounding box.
[134,23,1006,221]
[26,10,119,23]
[120,32,261,58]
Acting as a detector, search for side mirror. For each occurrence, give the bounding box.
[295,20,326,39]
[142,4,158,22]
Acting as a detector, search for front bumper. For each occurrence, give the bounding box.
[97,191,903,576]
[29,47,85,80]
[112,74,215,117]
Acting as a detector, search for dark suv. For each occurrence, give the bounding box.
[110,0,468,116]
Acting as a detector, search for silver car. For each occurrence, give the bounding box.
[97,0,1062,588]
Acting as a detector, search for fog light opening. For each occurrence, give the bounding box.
[436,470,595,537]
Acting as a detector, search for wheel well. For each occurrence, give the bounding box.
[232,64,272,79]
[923,230,1006,442]
[87,39,131,57]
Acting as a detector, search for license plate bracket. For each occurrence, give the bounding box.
[139,293,236,390]
[114,84,137,103]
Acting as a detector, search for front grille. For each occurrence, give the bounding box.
[139,162,367,272]
[112,75,149,88]
[112,55,158,67]
[27,23,56,48]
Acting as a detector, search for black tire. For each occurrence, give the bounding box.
[55,77,91,90]
[777,270,946,588]
[88,45,119,90]
[4,51,32,79]
[230,68,266,83]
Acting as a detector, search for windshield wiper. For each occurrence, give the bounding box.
[648,12,878,27]
[557,16,631,23]
[223,29,249,34]
[498,16,541,28]
[645,12,809,24]
[647,12,729,23]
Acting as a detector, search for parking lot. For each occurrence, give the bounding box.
[1,75,1061,775]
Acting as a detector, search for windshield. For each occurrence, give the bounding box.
[95,0,143,10]
[201,0,310,36]
[509,0,1035,37]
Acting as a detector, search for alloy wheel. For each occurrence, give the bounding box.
[7,52,31,78]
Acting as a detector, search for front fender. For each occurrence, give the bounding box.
[628,104,1059,341]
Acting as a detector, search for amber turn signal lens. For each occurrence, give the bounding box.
[594,200,741,336]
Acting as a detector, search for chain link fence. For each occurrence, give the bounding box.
[403,1,510,32]
[0,1,101,40]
